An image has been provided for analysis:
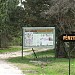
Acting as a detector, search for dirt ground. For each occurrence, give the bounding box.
[0,48,49,75]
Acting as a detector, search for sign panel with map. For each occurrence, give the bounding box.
[23,27,55,49]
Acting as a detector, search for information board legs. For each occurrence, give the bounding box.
[22,28,23,59]
[22,45,23,59]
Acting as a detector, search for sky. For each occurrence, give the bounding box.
[18,0,27,8]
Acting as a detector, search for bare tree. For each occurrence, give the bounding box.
[41,0,75,57]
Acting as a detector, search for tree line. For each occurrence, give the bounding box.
[0,0,75,57]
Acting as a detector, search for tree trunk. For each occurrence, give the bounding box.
[56,38,68,58]
[1,33,8,48]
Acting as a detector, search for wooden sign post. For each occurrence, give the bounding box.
[62,34,75,75]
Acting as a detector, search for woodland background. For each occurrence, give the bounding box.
[0,0,75,57]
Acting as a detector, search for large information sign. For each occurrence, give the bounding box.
[22,27,55,49]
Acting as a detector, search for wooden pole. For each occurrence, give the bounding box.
[32,48,37,59]
[22,28,23,59]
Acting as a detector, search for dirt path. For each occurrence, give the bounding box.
[0,49,33,75]
[0,48,50,59]
[0,60,24,75]
[0,51,27,75]
[0,48,49,75]
[0,51,32,59]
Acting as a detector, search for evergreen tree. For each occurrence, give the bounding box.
[0,0,18,48]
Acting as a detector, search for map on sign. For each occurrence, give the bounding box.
[23,27,55,49]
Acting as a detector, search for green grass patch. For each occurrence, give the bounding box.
[7,49,75,75]
[0,46,21,53]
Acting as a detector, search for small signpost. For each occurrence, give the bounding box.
[62,34,75,42]
[22,27,55,58]
[62,34,75,75]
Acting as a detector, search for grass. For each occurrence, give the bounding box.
[0,46,21,53]
[7,49,75,75]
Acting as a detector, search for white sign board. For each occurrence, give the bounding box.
[23,27,55,49]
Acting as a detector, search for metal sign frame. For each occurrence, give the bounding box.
[22,27,55,48]
[22,27,55,58]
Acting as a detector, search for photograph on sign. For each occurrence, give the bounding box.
[23,27,55,49]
